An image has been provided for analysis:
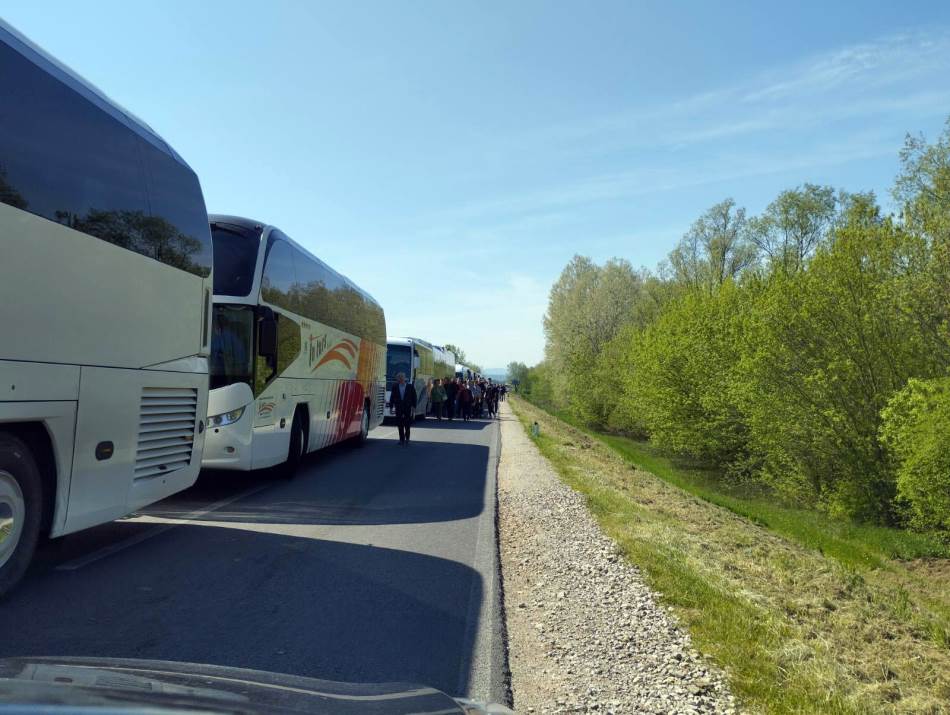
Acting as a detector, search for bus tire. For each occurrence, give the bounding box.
[0,434,44,598]
[352,405,370,448]
[278,410,306,479]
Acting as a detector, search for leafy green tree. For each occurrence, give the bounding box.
[543,255,643,422]
[522,361,556,407]
[668,199,758,291]
[739,199,944,520]
[442,343,480,373]
[747,184,837,275]
[893,120,950,366]
[880,377,950,531]
[627,281,752,467]
[591,324,648,436]
[444,343,466,364]
[507,361,529,385]
[895,118,950,243]
[525,116,950,528]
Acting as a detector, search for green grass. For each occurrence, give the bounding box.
[529,399,950,571]
[509,396,950,714]
[597,432,950,570]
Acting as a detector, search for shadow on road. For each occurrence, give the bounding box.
[382,418,493,431]
[4,523,481,696]
[411,419,495,431]
[139,437,489,527]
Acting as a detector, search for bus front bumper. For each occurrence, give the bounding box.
[202,407,253,471]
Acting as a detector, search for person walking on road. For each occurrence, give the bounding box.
[444,377,458,421]
[457,380,473,421]
[486,383,498,418]
[430,378,447,421]
[471,380,482,418]
[388,371,417,445]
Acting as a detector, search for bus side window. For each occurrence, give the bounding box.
[260,237,296,311]
[276,314,300,375]
[0,40,211,277]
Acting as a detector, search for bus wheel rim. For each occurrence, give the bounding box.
[362,410,369,438]
[0,470,26,570]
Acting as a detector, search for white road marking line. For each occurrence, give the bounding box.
[55,483,269,571]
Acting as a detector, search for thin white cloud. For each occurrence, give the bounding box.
[360,27,950,367]
[431,128,898,225]
[431,27,949,226]
[505,28,950,160]
[742,31,950,103]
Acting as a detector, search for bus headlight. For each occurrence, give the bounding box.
[209,406,246,427]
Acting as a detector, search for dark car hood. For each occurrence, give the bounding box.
[0,657,512,715]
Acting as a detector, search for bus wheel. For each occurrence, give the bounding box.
[353,407,369,448]
[0,434,43,597]
[278,411,306,479]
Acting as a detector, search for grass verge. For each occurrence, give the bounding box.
[509,396,950,714]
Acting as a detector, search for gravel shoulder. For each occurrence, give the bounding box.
[497,401,738,714]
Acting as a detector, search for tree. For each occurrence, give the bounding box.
[521,361,556,406]
[895,117,950,242]
[668,199,758,290]
[627,281,753,466]
[525,115,950,527]
[507,361,529,385]
[444,344,479,372]
[893,120,950,365]
[747,184,837,275]
[880,377,950,531]
[739,199,945,521]
[443,343,465,364]
[543,255,644,422]
[0,165,27,210]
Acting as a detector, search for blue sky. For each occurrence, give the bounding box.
[5,1,950,367]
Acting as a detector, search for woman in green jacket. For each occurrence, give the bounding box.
[430,378,447,421]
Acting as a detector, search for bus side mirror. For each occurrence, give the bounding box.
[258,309,278,368]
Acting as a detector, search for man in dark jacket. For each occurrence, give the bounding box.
[388,372,418,445]
[444,377,458,421]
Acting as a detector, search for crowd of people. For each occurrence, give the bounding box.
[388,373,509,445]
[427,377,507,422]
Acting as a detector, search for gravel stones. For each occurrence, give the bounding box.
[498,403,739,714]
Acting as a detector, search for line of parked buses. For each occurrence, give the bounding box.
[0,22,488,595]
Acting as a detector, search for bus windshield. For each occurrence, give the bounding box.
[386,345,412,386]
[210,305,255,390]
[211,224,261,297]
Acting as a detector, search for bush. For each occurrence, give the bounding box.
[627,282,752,470]
[527,119,950,527]
[737,205,947,521]
[880,378,950,531]
[591,325,648,437]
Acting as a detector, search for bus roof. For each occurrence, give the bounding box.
[209,214,383,312]
[387,337,437,351]
[0,18,194,173]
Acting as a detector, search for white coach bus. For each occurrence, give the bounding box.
[385,338,455,419]
[438,347,457,380]
[0,22,213,593]
[202,215,386,475]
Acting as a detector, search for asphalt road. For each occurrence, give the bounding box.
[0,414,506,703]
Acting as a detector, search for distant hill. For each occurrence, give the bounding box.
[482,368,508,381]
